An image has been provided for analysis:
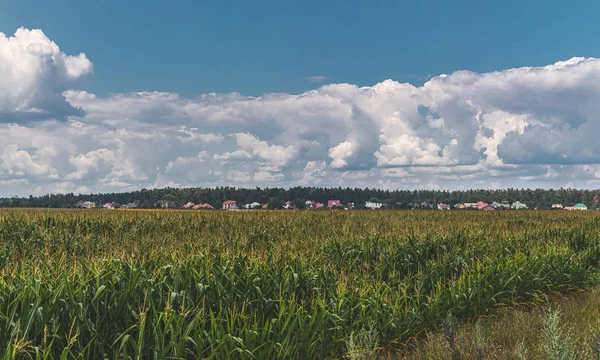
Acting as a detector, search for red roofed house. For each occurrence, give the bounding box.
[77,201,96,209]
[328,200,342,208]
[222,200,237,210]
[474,201,489,210]
[193,203,214,210]
[315,202,324,209]
[103,202,118,209]
[437,203,450,210]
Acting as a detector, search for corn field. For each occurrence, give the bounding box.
[0,209,599,359]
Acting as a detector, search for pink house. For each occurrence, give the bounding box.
[315,202,324,209]
[328,200,342,208]
[474,201,489,209]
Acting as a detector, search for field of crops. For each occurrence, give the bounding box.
[0,209,599,359]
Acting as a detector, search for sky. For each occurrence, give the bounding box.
[1,0,600,196]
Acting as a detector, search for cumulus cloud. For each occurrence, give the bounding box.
[3,27,600,196]
[0,28,93,121]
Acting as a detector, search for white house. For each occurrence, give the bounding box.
[245,202,261,209]
[570,203,588,211]
[103,202,118,209]
[222,200,237,210]
[511,201,528,210]
[437,203,450,210]
[365,201,382,209]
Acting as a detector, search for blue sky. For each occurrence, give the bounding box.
[1,0,598,96]
[2,0,600,196]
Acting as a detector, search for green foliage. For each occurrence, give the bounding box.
[344,321,380,360]
[2,185,600,210]
[542,307,575,360]
[0,209,598,358]
[514,340,529,360]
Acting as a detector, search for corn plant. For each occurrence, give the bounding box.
[0,209,597,358]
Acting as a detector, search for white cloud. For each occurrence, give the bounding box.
[4,27,600,195]
[306,75,329,82]
[328,141,354,168]
[1,144,52,176]
[232,133,298,169]
[253,171,284,182]
[0,28,92,121]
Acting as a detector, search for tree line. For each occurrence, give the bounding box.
[1,186,599,209]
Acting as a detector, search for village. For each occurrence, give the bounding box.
[75,199,592,211]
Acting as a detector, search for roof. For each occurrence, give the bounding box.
[574,203,587,207]
[193,203,214,209]
[223,200,236,204]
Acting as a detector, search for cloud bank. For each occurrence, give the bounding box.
[1,27,600,196]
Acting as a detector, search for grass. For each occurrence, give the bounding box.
[406,288,600,359]
[0,209,598,358]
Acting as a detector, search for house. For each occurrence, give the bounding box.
[347,202,355,209]
[454,203,465,210]
[328,200,342,208]
[511,201,528,210]
[193,203,214,210]
[102,202,113,209]
[482,205,495,211]
[474,201,489,210]
[155,200,176,209]
[121,200,140,209]
[365,201,382,209]
[315,202,324,209]
[77,201,96,209]
[182,202,195,209]
[103,202,119,209]
[244,202,261,209]
[305,200,316,209]
[491,201,510,210]
[222,200,237,210]
[437,203,450,210]
[283,201,293,209]
[552,204,564,209]
[154,200,177,209]
[420,201,435,209]
[571,203,588,211]
[463,203,477,209]
[262,203,269,209]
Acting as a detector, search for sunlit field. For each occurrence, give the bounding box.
[1,209,599,358]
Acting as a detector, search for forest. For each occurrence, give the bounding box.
[1,186,599,209]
